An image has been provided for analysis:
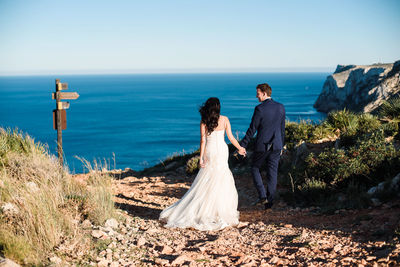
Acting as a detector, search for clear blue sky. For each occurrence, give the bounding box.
[0,0,399,75]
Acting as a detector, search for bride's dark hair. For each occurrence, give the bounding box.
[199,97,220,134]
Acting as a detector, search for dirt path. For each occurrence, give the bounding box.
[102,169,400,266]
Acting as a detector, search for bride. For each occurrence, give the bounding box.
[159,97,246,231]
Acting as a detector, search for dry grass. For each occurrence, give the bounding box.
[75,156,119,225]
[0,128,118,265]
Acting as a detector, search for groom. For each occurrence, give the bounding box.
[239,83,286,210]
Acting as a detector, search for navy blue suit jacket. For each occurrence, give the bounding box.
[240,98,285,152]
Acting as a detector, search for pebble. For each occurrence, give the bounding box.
[105,218,119,229]
[97,259,110,267]
[171,254,192,265]
[91,230,106,239]
[82,219,93,229]
[49,256,62,264]
[137,237,146,247]
[161,245,174,254]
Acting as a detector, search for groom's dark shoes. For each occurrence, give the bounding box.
[252,198,268,206]
[264,202,273,210]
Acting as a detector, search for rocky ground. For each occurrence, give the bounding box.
[67,169,400,266]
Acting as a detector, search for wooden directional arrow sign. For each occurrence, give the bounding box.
[57,101,70,110]
[52,92,80,100]
[57,82,68,90]
[52,79,78,167]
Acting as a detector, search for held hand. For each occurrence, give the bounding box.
[280,145,287,156]
[238,147,246,157]
[199,157,207,168]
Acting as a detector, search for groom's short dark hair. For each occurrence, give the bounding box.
[257,83,272,96]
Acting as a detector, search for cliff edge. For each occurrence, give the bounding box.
[314,60,400,113]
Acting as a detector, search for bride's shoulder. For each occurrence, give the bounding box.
[220,115,230,123]
[220,115,230,128]
[220,115,229,120]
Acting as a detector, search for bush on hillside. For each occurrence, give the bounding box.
[357,113,381,134]
[310,123,336,142]
[296,178,328,205]
[140,150,200,175]
[281,109,400,209]
[285,120,315,150]
[306,130,398,187]
[186,156,200,175]
[379,97,400,140]
[0,128,117,265]
[379,97,400,121]
[325,109,359,136]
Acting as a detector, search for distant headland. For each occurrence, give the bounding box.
[314,60,400,113]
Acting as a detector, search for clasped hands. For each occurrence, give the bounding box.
[238,147,246,157]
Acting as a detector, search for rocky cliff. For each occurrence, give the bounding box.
[314,60,400,113]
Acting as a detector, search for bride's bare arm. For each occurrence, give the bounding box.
[199,122,207,167]
[225,117,246,154]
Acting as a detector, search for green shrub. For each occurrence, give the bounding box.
[337,113,382,147]
[379,97,400,121]
[306,130,398,186]
[0,128,46,167]
[306,149,350,184]
[279,109,399,209]
[297,178,328,205]
[310,123,336,141]
[325,109,359,136]
[381,121,399,137]
[186,156,200,175]
[285,120,315,150]
[379,97,400,140]
[140,150,199,175]
[356,113,381,134]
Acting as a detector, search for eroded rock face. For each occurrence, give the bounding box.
[314,60,400,113]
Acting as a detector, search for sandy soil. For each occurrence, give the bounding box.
[101,168,400,266]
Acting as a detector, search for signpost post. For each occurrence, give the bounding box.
[53,79,79,166]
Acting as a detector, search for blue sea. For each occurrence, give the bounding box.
[0,73,328,172]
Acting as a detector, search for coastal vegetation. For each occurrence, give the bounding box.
[279,100,400,211]
[0,128,118,265]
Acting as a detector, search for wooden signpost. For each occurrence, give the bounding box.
[53,79,79,166]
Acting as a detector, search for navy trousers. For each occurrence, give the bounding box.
[251,149,281,203]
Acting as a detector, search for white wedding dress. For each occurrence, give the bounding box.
[159,129,239,231]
